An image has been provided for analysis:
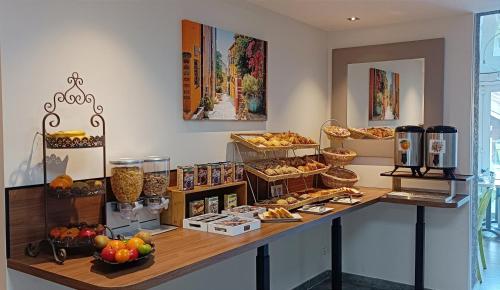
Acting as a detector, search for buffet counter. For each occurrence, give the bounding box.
[7,187,390,290]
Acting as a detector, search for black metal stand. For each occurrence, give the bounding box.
[257,244,270,290]
[332,217,342,290]
[415,206,425,290]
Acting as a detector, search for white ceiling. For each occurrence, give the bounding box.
[245,0,500,31]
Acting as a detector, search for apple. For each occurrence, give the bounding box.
[134,231,152,244]
[138,244,152,256]
[94,224,106,235]
[128,248,139,261]
[49,227,62,239]
[94,235,110,249]
[101,247,116,262]
[79,228,96,239]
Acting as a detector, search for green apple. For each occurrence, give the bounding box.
[138,244,152,256]
[94,235,110,249]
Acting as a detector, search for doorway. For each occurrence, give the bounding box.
[475,10,500,290]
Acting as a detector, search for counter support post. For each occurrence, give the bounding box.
[257,244,270,290]
[332,217,342,290]
[415,206,425,290]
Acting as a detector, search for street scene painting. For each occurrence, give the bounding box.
[369,68,400,121]
[182,19,267,120]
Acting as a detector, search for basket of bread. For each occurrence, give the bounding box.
[321,167,359,189]
[322,125,350,140]
[322,147,357,166]
[347,127,394,139]
[231,132,317,151]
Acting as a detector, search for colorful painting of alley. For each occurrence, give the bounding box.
[182,20,267,120]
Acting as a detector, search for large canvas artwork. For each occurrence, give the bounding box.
[182,20,267,120]
[369,68,400,121]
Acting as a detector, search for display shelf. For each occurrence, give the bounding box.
[167,181,247,195]
[45,135,104,149]
[380,193,470,208]
[230,133,319,152]
[380,170,474,181]
[27,72,107,264]
[162,181,247,227]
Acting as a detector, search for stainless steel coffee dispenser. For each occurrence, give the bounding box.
[424,126,458,178]
[393,126,425,176]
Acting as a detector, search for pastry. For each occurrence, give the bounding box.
[286,197,298,204]
[276,199,288,205]
[299,194,310,200]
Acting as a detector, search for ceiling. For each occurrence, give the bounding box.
[245,0,500,31]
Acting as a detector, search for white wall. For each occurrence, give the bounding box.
[347,59,425,128]
[329,14,474,290]
[0,0,329,289]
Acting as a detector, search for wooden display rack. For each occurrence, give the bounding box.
[161,181,247,227]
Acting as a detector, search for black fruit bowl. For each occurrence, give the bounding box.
[93,243,156,265]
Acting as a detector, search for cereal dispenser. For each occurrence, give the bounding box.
[143,156,170,214]
[109,158,144,219]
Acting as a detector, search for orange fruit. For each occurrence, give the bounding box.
[49,176,72,190]
[127,237,145,250]
[115,249,130,263]
[107,240,126,251]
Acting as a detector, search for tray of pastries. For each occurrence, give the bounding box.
[231,132,318,152]
[259,207,302,222]
[255,188,341,210]
[245,157,329,182]
[347,127,394,139]
[322,125,351,140]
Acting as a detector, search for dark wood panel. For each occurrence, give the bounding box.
[7,186,104,258]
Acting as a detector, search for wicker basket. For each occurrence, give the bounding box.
[322,126,350,140]
[322,147,357,166]
[321,167,359,188]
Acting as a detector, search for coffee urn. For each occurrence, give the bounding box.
[425,126,458,178]
[393,126,425,176]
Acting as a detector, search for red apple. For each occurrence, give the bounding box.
[49,228,62,239]
[79,228,96,239]
[94,224,106,235]
[101,247,116,262]
[128,248,139,261]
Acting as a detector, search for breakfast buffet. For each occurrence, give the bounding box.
[6,73,471,290]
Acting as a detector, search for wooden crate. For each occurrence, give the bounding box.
[160,181,247,227]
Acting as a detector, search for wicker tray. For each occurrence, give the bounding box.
[299,163,331,177]
[231,133,319,152]
[322,126,350,140]
[244,165,302,182]
[347,128,394,140]
[322,147,357,166]
[321,167,359,188]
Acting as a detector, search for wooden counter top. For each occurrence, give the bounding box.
[7,187,389,290]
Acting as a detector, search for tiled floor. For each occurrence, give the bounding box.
[310,280,383,290]
[478,232,500,290]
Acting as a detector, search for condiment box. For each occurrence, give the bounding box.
[207,216,261,236]
[177,166,195,191]
[195,164,210,186]
[222,162,235,183]
[222,205,266,218]
[209,163,222,186]
[183,213,228,232]
[188,199,205,217]
[235,162,245,182]
[205,196,219,214]
[224,193,238,209]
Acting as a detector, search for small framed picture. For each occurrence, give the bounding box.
[270,184,283,197]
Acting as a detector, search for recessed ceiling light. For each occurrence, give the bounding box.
[347,17,360,22]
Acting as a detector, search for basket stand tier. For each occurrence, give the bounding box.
[26,72,107,264]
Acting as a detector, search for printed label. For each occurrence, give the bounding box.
[429,139,446,154]
[398,138,411,152]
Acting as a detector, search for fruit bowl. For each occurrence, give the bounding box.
[48,223,109,249]
[92,233,155,265]
[93,243,155,265]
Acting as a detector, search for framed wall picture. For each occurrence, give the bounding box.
[182,19,268,121]
[369,68,400,121]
